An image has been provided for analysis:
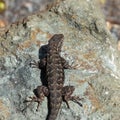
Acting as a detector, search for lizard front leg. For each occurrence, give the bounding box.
[24,86,49,111]
[61,57,73,69]
[30,58,47,69]
[62,86,83,108]
[61,57,78,69]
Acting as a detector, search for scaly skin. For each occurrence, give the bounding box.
[46,34,64,120]
[24,34,83,120]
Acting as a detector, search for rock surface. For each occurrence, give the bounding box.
[0,0,120,120]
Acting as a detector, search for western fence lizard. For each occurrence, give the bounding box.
[24,34,82,120]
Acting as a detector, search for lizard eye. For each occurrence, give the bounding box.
[52,39,56,41]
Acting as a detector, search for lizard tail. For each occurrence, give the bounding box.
[46,110,59,120]
[46,97,62,120]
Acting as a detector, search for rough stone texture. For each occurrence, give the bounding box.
[0,0,120,120]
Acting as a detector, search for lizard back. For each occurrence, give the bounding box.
[46,34,64,120]
[24,34,83,120]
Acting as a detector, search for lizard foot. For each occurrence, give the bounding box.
[62,86,83,108]
[29,60,39,68]
[23,86,49,111]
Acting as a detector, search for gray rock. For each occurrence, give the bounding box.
[0,0,120,120]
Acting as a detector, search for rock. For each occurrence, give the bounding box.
[0,99,10,120]
[0,0,120,120]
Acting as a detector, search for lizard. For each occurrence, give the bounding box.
[24,34,82,120]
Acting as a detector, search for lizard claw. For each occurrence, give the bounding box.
[71,63,81,69]
[72,100,83,107]
[23,96,42,112]
[29,60,39,68]
[71,96,83,107]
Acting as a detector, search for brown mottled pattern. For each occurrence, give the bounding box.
[46,34,64,120]
[24,34,82,120]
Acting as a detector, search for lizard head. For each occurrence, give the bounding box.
[48,34,64,52]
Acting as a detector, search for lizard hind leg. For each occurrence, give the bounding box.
[62,86,83,108]
[23,85,49,111]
